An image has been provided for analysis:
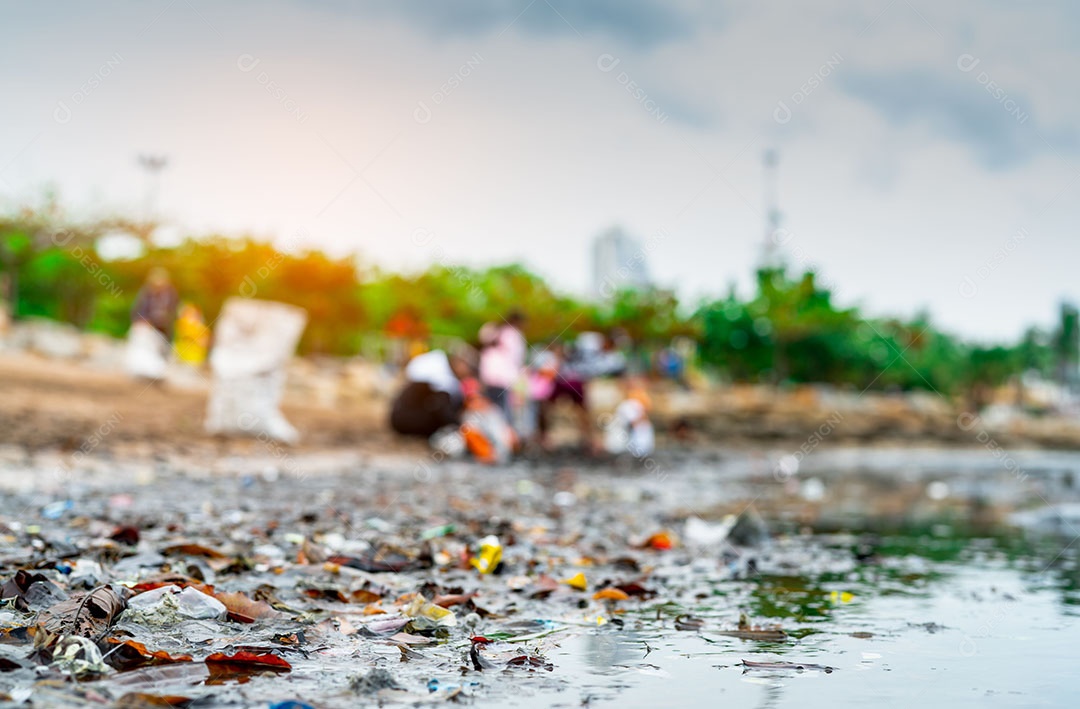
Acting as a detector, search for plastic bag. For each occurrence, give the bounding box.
[204,298,307,443]
[124,321,168,380]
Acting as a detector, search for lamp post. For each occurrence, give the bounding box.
[137,154,168,227]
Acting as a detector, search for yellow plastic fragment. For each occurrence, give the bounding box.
[470,535,503,574]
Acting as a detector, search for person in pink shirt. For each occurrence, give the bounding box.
[478,311,526,422]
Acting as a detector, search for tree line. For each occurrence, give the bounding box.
[2,210,1075,404]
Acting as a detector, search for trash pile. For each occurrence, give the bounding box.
[0,460,881,707]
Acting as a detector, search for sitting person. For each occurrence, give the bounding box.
[603,381,655,458]
[389,348,474,438]
[459,378,518,464]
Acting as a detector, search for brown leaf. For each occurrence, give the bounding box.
[741,659,833,672]
[212,592,280,624]
[302,588,349,603]
[37,586,125,638]
[718,628,788,641]
[674,614,706,631]
[506,654,554,671]
[131,575,214,595]
[432,593,475,608]
[109,526,141,546]
[1,571,65,612]
[351,589,382,604]
[614,581,656,599]
[526,575,560,599]
[162,543,229,560]
[113,692,193,707]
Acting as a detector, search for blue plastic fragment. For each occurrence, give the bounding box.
[42,500,73,520]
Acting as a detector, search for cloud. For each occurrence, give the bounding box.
[839,68,1077,169]
[307,0,696,49]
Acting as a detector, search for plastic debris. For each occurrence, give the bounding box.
[470,535,503,574]
[41,500,74,520]
[123,585,227,624]
[403,595,457,628]
[684,515,736,546]
[421,524,456,540]
[51,635,110,677]
[561,572,588,591]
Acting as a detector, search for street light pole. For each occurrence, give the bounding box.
[137,154,168,227]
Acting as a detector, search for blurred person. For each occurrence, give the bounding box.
[572,331,627,379]
[459,377,518,464]
[536,341,598,453]
[132,267,179,340]
[174,303,210,366]
[125,267,178,381]
[656,346,689,389]
[389,346,475,438]
[603,379,655,457]
[478,311,527,421]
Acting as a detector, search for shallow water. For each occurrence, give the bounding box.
[2,447,1080,706]
[515,543,1080,708]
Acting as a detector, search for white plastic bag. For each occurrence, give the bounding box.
[124,321,169,379]
[204,298,307,443]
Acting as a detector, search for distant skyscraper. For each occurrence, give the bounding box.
[591,226,651,298]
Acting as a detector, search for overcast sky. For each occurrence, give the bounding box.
[2,0,1078,341]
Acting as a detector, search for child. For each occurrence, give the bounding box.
[459,378,518,464]
[603,382,655,458]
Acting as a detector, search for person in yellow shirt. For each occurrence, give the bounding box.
[174,303,210,366]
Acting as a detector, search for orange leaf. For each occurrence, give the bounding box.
[105,639,193,670]
[644,532,674,550]
[592,588,630,601]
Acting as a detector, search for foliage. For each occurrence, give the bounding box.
[0,210,1068,399]
[695,267,1058,396]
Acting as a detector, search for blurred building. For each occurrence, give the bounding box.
[591,226,651,298]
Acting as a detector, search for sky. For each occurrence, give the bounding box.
[1,0,1078,342]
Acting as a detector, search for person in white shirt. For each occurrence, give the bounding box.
[390,348,475,437]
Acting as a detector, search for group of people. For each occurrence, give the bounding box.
[126,269,656,459]
[389,312,656,463]
[126,268,210,379]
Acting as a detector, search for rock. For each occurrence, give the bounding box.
[729,507,769,547]
[350,668,403,694]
